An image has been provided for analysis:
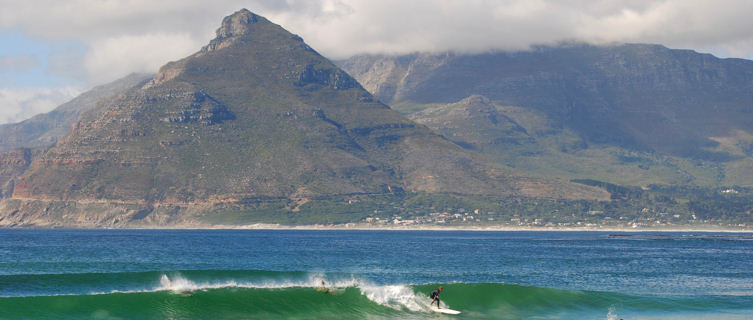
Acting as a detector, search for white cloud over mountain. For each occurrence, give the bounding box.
[0,86,81,124]
[2,0,753,123]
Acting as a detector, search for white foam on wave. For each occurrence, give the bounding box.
[359,284,432,312]
[155,272,364,293]
[304,273,441,312]
[156,272,439,312]
[606,306,621,320]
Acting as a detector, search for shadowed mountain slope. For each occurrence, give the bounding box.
[339,46,753,187]
[339,45,753,158]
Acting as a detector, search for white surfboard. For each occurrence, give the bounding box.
[431,307,461,315]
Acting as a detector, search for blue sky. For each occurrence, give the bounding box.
[2,0,753,125]
[0,30,86,88]
[0,30,87,124]
[0,29,87,123]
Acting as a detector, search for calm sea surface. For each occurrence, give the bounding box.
[1,229,751,319]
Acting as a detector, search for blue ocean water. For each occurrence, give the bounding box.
[0,229,751,319]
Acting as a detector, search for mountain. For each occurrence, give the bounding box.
[338,45,753,186]
[0,73,152,153]
[0,10,606,227]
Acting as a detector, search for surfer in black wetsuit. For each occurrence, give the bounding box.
[430,286,443,308]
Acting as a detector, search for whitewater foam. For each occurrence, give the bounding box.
[360,284,430,311]
[155,273,439,312]
[606,306,621,320]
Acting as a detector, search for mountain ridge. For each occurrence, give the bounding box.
[338,44,753,187]
[338,44,753,157]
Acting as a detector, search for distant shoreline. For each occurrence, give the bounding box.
[141,223,753,233]
[3,223,752,232]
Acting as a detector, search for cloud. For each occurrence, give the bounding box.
[265,0,753,59]
[0,86,81,124]
[84,33,202,84]
[3,0,753,79]
[1,0,752,124]
[0,0,279,85]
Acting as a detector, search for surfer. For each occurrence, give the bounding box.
[317,280,333,294]
[430,286,443,309]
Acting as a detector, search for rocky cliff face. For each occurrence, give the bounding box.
[0,148,33,199]
[338,44,753,158]
[1,9,608,227]
[338,53,452,104]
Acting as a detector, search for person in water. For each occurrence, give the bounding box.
[430,286,443,308]
[317,280,333,294]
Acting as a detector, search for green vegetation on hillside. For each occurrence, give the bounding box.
[197,185,753,228]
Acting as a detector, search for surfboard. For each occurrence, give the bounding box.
[431,307,461,315]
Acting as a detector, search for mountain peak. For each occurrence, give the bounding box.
[149,9,271,86]
[203,9,266,52]
[458,94,493,110]
[217,9,260,38]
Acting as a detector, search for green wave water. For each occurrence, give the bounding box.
[1,272,751,319]
[3,229,753,319]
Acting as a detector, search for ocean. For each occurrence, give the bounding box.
[0,229,751,319]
